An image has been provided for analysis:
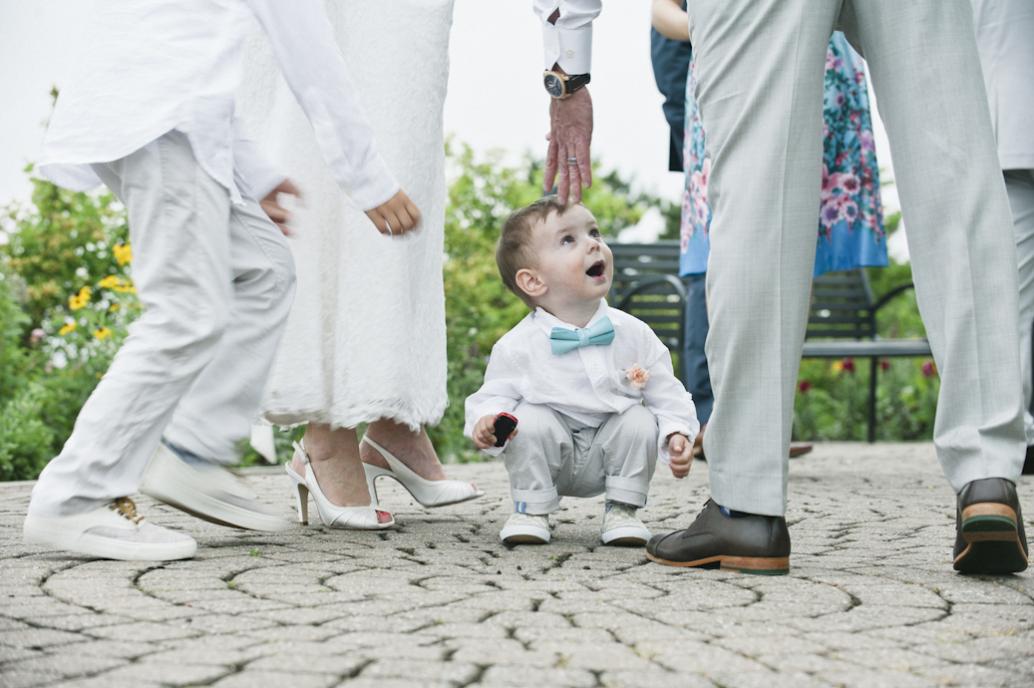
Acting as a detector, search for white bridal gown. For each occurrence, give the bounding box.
[240,0,454,432]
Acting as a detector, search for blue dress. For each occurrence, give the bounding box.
[679,32,887,277]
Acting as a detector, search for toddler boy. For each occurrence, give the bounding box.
[466,197,698,546]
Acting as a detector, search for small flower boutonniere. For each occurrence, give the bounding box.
[625,364,650,390]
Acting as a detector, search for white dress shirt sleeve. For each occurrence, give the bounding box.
[533,0,601,73]
[231,116,286,203]
[640,335,699,463]
[244,0,400,210]
[464,343,524,457]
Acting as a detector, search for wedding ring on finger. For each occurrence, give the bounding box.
[567,156,578,166]
[385,219,393,236]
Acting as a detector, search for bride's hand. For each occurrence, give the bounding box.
[261,178,302,236]
[365,189,421,237]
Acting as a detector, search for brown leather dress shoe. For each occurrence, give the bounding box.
[646,499,791,575]
[953,478,1028,574]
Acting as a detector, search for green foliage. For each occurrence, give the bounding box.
[2,168,130,326]
[0,271,32,404]
[0,175,134,480]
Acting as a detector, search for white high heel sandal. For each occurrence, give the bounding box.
[361,436,484,508]
[285,442,395,530]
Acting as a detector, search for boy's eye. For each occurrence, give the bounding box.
[560,235,574,245]
[589,228,601,238]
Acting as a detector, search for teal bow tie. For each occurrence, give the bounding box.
[549,316,615,355]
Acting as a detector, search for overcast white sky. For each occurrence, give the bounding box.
[0,1,901,252]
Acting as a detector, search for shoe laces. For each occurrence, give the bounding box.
[110,497,144,524]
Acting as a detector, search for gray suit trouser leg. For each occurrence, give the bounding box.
[688,0,1025,515]
[503,403,658,515]
[1006,170,1034,443]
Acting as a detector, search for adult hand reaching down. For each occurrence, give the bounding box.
[545,86,593,205]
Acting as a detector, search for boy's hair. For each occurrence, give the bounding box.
[496,196,567,308]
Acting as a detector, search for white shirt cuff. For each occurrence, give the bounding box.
[344,153,400,211]
[541,24,593,73]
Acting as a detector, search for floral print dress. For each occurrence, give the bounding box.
[679,32,886,277]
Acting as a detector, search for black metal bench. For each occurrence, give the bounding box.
[608,240,931,442]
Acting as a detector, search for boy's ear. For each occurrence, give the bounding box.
[515,267,546,300]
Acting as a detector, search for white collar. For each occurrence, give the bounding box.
[532,299,610,335]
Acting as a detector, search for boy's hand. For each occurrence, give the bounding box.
[668,433,693,479]
[472,414,514,450]
[261,178,301,236]
[365,189,421,237]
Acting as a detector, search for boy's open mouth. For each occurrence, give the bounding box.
[586,261,606,278]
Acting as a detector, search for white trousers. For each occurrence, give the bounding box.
[29,131,296,517]
[688,0,1026,515]
[502,403,659,515]
[1008,170,1034,444]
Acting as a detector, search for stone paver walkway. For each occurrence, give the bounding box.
[2,443,1033,688]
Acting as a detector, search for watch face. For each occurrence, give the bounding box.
[543,73,564,98]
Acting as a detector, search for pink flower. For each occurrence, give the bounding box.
[921,360,937,378]
[30,328,46,344]
[625,364,650,390]
[798,380,812,393]
[840,173,860,194]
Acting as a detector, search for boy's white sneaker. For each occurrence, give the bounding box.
[23,497,197,561]
[601,503,651,546]
[141,444,290,532]
[500,512,551,545]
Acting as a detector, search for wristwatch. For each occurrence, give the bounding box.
[543,69,591,99]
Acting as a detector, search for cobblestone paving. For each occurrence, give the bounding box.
[2,443,1033,688]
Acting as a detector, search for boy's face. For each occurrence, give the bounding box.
[524,205,613,310]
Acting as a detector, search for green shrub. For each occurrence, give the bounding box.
[2,169,129,327]
[0,381,55,482]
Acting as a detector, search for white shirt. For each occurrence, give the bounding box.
[465,301,699,463]
[971,0,1034,170]
[38,0,398,210]
[533,0,601,73]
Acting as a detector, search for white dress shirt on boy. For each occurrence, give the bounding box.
[38,0,398,209]
[465,301,699,463]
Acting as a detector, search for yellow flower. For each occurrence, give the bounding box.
[109,303,120,312]
[93,327,112,341]
[68,286,93,311]
[112,280,136,294]
[98,275,121,290]
[831,360,844,374]
[58,321,77,336]
[113,243,132,266]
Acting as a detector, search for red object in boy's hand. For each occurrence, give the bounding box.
[493,413,518,447]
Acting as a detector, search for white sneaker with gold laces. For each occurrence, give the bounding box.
[23,497,197,561]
